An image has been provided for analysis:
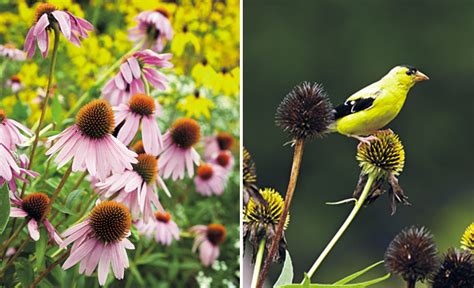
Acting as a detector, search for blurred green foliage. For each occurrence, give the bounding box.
[244,0,474,286]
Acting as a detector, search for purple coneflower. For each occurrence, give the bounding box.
[129,8,173,52]
[95,153,169,222]
[0,43,26,61]
[6,75,23,93]
[24,3,93,58]
[114,93,163,155]
[204,132,234,159]
[158,118,201,180]
[10,193,62,245]
[102,50,172,105]
[191,224,226,267]
[62,201,134,286]
[136,211,180,246]
[210,150,235,172]
[46,100,137,181]
[0,109,32,150]
[194,163,227,196]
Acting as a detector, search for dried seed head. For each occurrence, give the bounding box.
[461,223,474,252]
[35,3,57,23]
[129,93,155,116]
[385,226,439,284]
[89,201,131,243]
[0,109,6,123]
[206,224,226,246]
[155,211,171,223]
[357,130,405,179]
[197,163,214,180]
[244,188,288,229]
[275,82,334,140]
[76,100,115,139]
[216,151,231,167]
[131,140,146,154]
[243,188,288,263]
[216,132,234,150]
[243,147,257,193]
[22,193,51,221]
[170,118,200,149]
[132,153,157,184]
[431,248,474,288]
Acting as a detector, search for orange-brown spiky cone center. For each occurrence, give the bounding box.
[170,118,200,149]
[76,100,115,139]
[207,224,226,245]
[35,3,57,23]
[129,93,155,116]
[216,152,231,167]
[89,201,131,243]
[132,153,157,184]
[197,164,214,180]
[216,132,234,150]
[155,211,171,223]
[22,193,51,221]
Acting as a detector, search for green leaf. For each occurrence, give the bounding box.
[0,184,10,233]
[129,265,146,286]
[279,273,390,288]
[65,189,84,207]
[136,253,166,266]
[35,227,48,270]
[14,257,34,288]
[274,249,294,287]
[52,202,75,215]
[333,261,384,285]
[51,96,63,124]
[13,101,29,121]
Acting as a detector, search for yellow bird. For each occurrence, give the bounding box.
[332,65,429,142]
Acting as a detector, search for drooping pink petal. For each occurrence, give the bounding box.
[28,219,40,241]
[10,207,27,218]
[52,11,71,39]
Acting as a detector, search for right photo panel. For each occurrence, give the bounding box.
[243,1,474,288]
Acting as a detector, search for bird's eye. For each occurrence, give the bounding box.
[406,68,417,76]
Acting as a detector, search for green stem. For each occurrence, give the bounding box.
[251,239,266,288]
[304,174,375,281]
[0,238,29,275]
[31,250,69,287]
[25,23,60,176]
[64,42,143,119]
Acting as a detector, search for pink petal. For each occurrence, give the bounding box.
[127,57,141,79]
[34,14,50,36]
[120,62,133,83]
[98,245,111,285]
[52,11,71,39]
[28,219,40,241]
[10,207,27,217]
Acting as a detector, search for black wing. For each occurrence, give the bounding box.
[334,97,375,119]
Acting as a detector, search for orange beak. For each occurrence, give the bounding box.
[414,70,429,82]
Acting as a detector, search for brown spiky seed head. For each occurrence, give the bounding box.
[170,118,200,149]
[89,201,131,243]
[76,100,115,139]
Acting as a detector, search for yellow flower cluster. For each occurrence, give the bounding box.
[0,0,240,121]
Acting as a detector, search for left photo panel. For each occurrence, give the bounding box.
[0,1,240,287]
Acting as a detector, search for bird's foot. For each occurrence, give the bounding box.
[352,135,379,149]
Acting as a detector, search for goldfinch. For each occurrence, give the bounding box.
[332,65,429,143]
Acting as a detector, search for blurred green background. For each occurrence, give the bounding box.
[243,0,474,286]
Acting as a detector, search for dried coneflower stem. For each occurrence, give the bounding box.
[304,173,375,281]
[257,138,305,288]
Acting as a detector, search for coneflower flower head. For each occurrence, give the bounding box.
[431,248,474,288]
[384,226,439,285]
[275,82,334,140]
[62,201,135,285]
[158,118,201,180]
[0,43,26,61]
[136,211,180,246]
[0,109,33,150]
[46,99,138,181]
[114,93,163,155]
[128,8,173,52]
[243,147,262,204]
[191,224,227,266]
[354,129,409,215]
[461,223,474,253]
[24,3,93,58]
[194,163,228,196]
[10,192,62,245]
[95,152,169,222]
[357,129,405,179]
[243,188,288,263]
